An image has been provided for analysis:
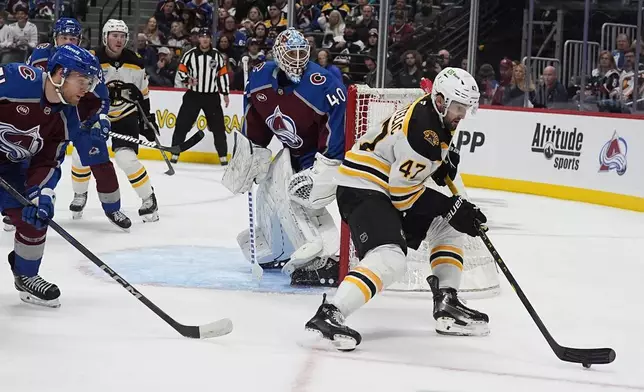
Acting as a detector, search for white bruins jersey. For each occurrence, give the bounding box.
[336,95,451,211]
[94,47,149,121]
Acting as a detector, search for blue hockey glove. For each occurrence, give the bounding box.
[22,187,56,230]
[90,114,111,142]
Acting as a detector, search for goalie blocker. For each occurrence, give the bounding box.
[222,132,342,286]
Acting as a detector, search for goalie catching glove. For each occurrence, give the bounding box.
[222,131,272,194]
[288,153,341,209]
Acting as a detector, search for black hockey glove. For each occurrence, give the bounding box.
[139,113,159,142]
[431,144,460,187]
[442,196,487,237]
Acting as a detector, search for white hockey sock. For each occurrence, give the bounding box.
[71,148,91,194]
[429,245,464,289]
[114,148,153,199]
[331,244,406,317]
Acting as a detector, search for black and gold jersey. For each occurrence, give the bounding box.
[336,94,452,211]
[93,47,149,121]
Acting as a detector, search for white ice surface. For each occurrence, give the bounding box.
[0,160,642,392]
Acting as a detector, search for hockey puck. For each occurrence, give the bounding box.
[582,363,591,369]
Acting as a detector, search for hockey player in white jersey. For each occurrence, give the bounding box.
[92,19,160,221]
[304,67,490,351]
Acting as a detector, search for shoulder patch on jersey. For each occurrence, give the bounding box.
[36,43,50,49]
[253,62,266,72]
[423,130,439,146]
[310,72,326,85]
[18,65,37,81]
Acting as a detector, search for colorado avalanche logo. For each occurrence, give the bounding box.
[18,65,36,81]
[599,131,628,175]
[265,106,303,148]
[310,73,326,85]
[0,122,43,162]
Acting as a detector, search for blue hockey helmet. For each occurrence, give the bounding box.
[273,28,310,83]
[53,18,82,45]
[48,44,102,104]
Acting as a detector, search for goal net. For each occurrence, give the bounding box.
[340,84,500,298]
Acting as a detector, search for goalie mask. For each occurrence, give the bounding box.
[431,67,480,131]
[273,28,310,83]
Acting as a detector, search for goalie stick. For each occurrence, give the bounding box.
[241,57,264,282]
[445,178,616,367]
[0,176,232,339]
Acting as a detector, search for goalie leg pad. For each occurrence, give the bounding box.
[222,132,272,194]
[248,149,339,275]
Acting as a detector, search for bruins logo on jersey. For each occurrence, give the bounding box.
[423,130,439,146]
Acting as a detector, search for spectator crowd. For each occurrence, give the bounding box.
[0,0,640,114]
[133,0,445,90]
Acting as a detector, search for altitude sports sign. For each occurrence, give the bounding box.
[456,107,643,211]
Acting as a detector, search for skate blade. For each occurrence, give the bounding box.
[3,223,15,232]
[71,210,84,220]
[19,292,61,308]
[107,218,131,232]
[140,211,159,222]
[305,327,357,352]
[435,317,489,337]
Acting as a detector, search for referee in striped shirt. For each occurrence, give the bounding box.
[172,27,230,164]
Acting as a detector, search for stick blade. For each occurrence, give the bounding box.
[251,262,264,281]
[164,168,175,176]
[198,318,234,339]
[179,131,206,152]
[557,347,616,365]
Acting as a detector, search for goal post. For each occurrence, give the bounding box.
[339,84,501,297]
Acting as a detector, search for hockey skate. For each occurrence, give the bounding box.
[290,256,340,287]
[219,156,228,166]
[139,192,159,222]
[3,215,15,232]
[170,154,179,164]
[106,210,132,231]
[69,192,88,219]
[305,293,362,351]
[427,275,489,336]
[8,252,60,308]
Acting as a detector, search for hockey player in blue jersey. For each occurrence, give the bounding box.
[222,28,346,286]
[0,44,103,307]
[25,17,132,231]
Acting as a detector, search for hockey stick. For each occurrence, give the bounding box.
[105,80,204,157]
[445,179,616,367]
[134,101,175,176]
[247,189,264,281]
[241,57,263,282]
[108,130,203,155]
[0,176,232,339]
